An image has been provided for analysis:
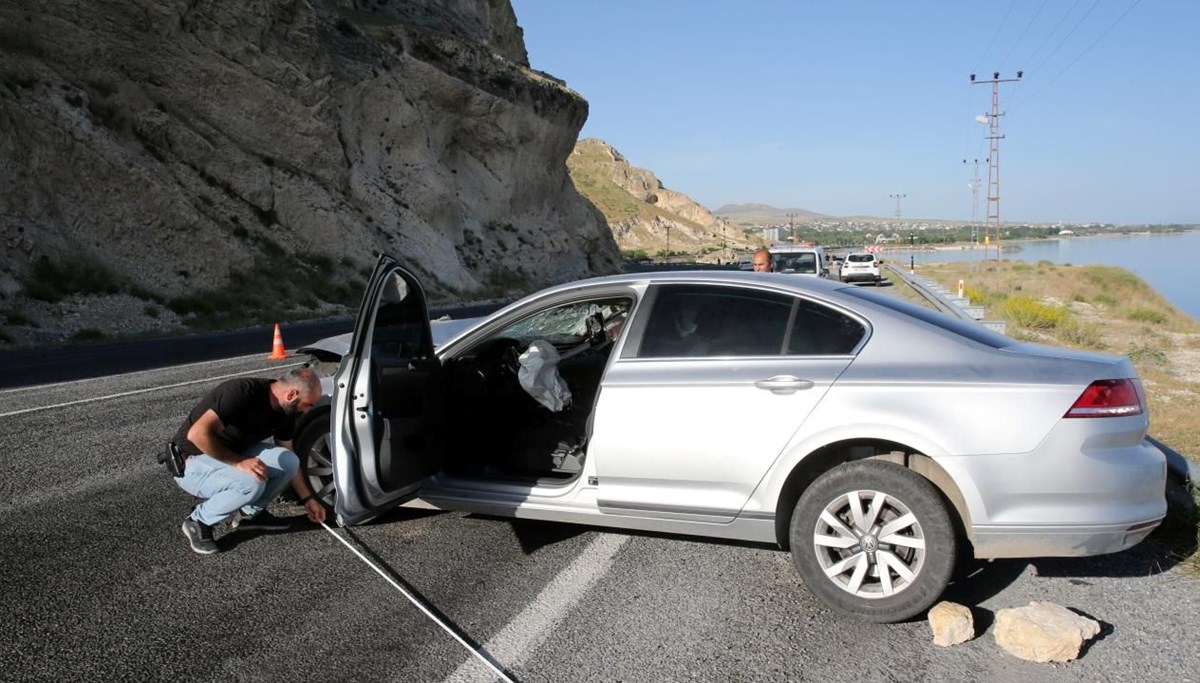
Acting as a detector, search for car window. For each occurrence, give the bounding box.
[774,253,817,274]
[847,254,875,263]
[786,299,866,355]
[372,270,432,361]
[638,285,793,357]
[496,297,632,348]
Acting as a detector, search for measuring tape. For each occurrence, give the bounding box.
[319,521,516,683]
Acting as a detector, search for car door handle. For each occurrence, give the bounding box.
[754,376,815,393]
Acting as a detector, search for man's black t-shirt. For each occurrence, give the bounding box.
[173,378,298,457]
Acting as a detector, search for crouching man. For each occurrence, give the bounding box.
[172,367,326,554]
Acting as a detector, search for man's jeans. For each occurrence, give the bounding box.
[175,443,299,526]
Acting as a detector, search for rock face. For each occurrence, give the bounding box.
[0,0,619,342]
[567,139,760,261]
[994,601,1101,663]
[928,601,974,647]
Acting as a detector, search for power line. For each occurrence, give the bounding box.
[1011,0,1144,113]
[971,0,1018,75]
[1019,0,1084,74]
[999,0,1051,72]
[1006,0,1095,109]
[1026,0,1102,77]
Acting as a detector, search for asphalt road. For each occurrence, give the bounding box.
[3,354,1199,681]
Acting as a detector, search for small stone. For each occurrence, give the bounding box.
[994,601,1101,663]
[928,600,975,647]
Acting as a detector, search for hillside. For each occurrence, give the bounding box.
[568,139,761,260]
[0,0,620,346]
[714,203,827,225]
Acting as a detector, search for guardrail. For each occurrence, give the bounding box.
[884,264,1007,334]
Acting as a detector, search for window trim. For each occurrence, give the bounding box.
[625,282,870,360]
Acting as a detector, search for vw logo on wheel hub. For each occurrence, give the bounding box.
[860,535,879,552]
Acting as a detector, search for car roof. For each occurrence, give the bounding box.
[531,269,849,298]
[768,245,824,253]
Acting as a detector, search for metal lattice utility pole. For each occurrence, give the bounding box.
[971,70,1022,262]
[963,158,982,246]
[890,193,906,222]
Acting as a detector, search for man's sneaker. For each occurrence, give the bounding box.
[231,510,294,532]
[181,518,219,555]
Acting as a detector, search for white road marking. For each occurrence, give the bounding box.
[441,533,629,683]
[0,362,303,418]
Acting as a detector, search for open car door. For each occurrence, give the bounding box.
[332,254,441,526]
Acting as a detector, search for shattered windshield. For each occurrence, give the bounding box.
[500,297,633,346]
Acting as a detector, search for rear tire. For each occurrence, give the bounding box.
[295,413,336,509]
[789,460,956,623]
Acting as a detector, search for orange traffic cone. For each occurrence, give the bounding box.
[267,323,288,360]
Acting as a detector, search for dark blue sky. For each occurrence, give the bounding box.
[511,0,1198,225]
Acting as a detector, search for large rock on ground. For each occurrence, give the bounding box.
[993,601,1101,663]
[0,0,619,340]
[928,601,974,647]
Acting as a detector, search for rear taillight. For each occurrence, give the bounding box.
[1064,379,1145,418]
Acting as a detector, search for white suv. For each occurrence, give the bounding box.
[840,252,882,285]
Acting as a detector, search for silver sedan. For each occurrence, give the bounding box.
[301,254,1165,623]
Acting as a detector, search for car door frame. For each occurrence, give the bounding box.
[332,253,438,526]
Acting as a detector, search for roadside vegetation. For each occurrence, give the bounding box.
[5,251,370,345]
[887,260,1200,568]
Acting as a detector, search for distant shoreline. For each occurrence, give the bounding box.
[867,229,1200,254]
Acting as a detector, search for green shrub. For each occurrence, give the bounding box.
[1002,295,1068,329]
[1012,262,1033,272]
[69,328,105,343]
[1056,319,1105,349]
[1094,293,1118,306]
[1083,265,1145,291]
[144,304,160,318]
[0,328,13,344]
[23,256,122,303]
[962,285,1002,306]
[1126,307,1167,324]
[4,310,33,326]
[1127,344,1169,368]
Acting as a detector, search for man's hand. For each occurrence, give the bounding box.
[235,457,267,483]
[303,498,326,524]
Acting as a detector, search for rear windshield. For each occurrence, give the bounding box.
[847,254,875,263]
[773,252,817,274]
[841,287,1014,349]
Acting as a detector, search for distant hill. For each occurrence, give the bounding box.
[713,203,827,224]
[568,139,761,259]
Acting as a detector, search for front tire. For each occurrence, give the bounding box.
[789,460,956,623]
[294,413,336,508]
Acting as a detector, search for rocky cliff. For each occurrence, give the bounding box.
[568,139,760,261]
[0,0,620,344]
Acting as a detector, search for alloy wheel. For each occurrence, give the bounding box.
[811,489,926,598]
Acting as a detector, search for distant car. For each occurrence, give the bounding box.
[840,252,882,285]
[769,245,829,278]
[299,254,1165,623]
[737,259,754,271]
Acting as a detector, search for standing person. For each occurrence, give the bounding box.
[752,248,774,272]
[172,367,326,555]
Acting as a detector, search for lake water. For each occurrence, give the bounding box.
[896,231,1199,321]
